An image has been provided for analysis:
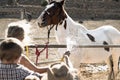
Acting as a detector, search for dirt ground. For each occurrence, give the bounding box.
[0,18,120,80]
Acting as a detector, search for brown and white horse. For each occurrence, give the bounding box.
[37,0,120,79]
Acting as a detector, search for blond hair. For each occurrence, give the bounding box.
[6,26,24,41]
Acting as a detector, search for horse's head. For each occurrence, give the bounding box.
[37,0,67,28]
[48,55,80,80]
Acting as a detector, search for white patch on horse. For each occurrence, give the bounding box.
[46,3,54,11]
[52,0,63,2]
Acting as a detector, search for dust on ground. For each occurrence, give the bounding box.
[0,18,120,80]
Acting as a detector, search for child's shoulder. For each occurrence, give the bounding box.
[17,64,42,78]
[17,64,34,73]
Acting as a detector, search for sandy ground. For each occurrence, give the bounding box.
[0,18,120,80]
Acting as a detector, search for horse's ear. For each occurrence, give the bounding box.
[48,0,53,3]
[60,0,65,5]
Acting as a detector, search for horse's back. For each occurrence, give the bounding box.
[88,25,120,44]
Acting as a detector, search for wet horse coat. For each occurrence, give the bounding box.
[37,0,120,79]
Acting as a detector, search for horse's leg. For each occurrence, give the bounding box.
[106,55,114,80]
[112,53,119,80]
[111,47,120,80]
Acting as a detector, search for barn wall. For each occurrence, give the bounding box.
[65,0,120,20]
[0,0,120,20]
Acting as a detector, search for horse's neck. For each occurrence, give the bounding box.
[66,15,88,33]
[54,14,88,44]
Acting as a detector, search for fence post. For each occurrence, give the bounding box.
[20,8,25,19]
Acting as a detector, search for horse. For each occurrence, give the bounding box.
[37,0,120,79]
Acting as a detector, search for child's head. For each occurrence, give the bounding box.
[6,26,24,41]
[0,38,24,62]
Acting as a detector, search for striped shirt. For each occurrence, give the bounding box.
[0,63,42,80]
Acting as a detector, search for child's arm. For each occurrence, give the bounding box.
[19,54,48,73]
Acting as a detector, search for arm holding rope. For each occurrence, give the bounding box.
[20,54,48,73]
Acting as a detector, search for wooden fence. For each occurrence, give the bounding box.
[1,38,120,64]
[27,44,120,48]
[0,6,25,19]
[1,0,120,20]
[1,38,120,48]
[25,42,120,64]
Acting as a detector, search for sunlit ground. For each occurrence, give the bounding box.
[0,18,120,80]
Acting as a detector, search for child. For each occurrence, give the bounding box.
[5,25,48,73]
[0,38,42,80]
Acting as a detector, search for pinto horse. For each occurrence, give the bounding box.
[37,0,120,79]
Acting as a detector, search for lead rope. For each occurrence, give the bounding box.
[35,25,54,65]
[35,42,49,65]
[25,46,29,57]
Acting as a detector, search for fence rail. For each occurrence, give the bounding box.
[0,6,25,19]
[1,38,120,48]
[27,44,120,48]
[27,44,120,64]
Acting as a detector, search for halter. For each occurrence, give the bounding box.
[47,25,54,42]
[47,6,67,42]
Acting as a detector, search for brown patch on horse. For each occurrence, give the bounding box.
[86,33,95,42]
[43,1,67,28]
[51,2,66,24]
[103,41,110,52]
[64,20,67,29]
[49,2,67,30]
[55,24,58,31]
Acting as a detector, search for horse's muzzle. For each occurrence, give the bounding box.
[37,22,47,28]
[37,22,43,28]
